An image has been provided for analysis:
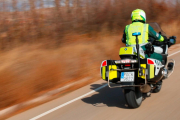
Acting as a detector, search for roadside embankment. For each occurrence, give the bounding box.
[0,34,123,119]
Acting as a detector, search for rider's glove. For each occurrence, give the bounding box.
[163,36,168,43]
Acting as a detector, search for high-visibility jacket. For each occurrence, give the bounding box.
[124,22,164,46]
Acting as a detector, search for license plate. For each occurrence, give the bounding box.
[121,72,134,82]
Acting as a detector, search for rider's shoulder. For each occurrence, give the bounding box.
[125,24,130,28]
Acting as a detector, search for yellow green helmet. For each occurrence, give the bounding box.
[131,9,146,23]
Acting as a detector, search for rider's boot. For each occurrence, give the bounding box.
[167,62,174,71]
[163,62,175,79]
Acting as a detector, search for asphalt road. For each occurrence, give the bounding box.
[8,47,180,120]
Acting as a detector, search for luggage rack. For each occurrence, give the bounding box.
[107,67,147,88]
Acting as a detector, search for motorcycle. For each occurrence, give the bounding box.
[100,23,176,108]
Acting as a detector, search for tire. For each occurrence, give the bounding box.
[153,80,162,93]
[124,87,143,108]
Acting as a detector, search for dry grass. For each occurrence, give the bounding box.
[0,34,122,110]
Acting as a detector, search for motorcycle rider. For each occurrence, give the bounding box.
[122,9,166,63]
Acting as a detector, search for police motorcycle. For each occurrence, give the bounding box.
[100,23,176,108]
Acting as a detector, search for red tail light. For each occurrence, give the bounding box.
[125,64,131,67]
[148,59,154,64]
[102,60,107,67]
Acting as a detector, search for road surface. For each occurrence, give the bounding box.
[8,47,180,120]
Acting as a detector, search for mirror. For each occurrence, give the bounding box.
[169,39,176,45]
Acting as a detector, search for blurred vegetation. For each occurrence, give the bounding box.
[0,0,179,50]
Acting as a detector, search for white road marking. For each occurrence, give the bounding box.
[168,50,180,57]
[30,50,180,120]
[29,83,108,120]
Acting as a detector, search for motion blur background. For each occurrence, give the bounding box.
[0,0,179,116]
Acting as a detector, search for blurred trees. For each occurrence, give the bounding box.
[0,0,178,49]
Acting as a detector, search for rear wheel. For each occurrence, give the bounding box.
[124,87,142,108]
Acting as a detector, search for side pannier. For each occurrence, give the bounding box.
[100,60,120,83]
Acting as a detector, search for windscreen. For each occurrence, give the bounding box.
[148,22,168,37]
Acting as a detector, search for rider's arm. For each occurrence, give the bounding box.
[122,29,126,44]
[148,25,164,42]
